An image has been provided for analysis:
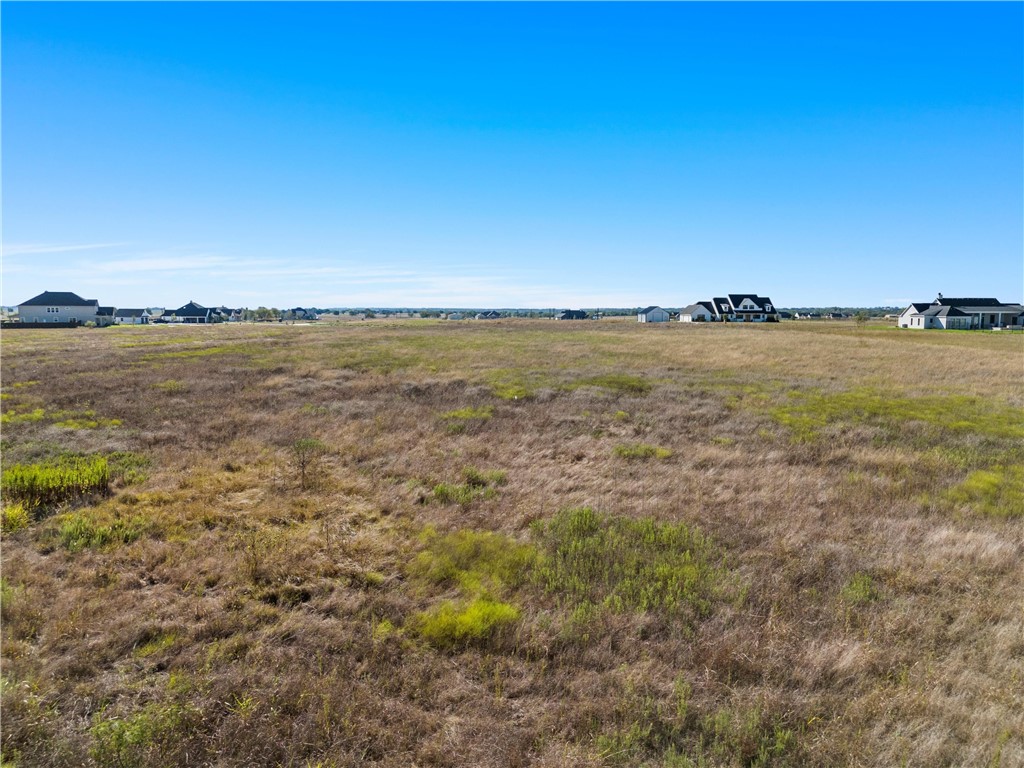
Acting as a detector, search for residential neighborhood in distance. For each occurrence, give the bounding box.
[4,289,1023,331]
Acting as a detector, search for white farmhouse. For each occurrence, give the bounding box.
[679,301,716,322]
[899,296,1024,330]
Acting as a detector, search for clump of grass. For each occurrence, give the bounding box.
[107,451,151,485]
[90,700,199,768]
[0,407,47,425]
[941,465,1024,518]
[56,510,149,552]
[409,527,536,594]
[567,374,652,396]
[431,467,507,505]
[1,405,120,429]
[1,503,31,534]
[532,508,737,622]
[841,573,880,605]
[2,456,110,509]
[440,405,493,433]
[153,379,188,394]
[410,597,520,649]
[614,443,673,461]
[408,527,534,649]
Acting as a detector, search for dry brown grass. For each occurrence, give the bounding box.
[1,320,1022,767]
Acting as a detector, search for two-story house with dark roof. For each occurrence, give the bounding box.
[898,295,1024,330]
[680,294,779,323]
[17,291,99,324]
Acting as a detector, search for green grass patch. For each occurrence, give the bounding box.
[941,465,1024,518]
[841,573,880,605]
[2,456,110,509]
[410,597,520,649]
[56,510,150,552]
[409,527,536,595]
[770,388,1024,443]
[431,467,507,505]
[532,508,737,622]
[153,379,189,394]
[566,373,653,396]
[440,405,494,433]
[614,443,673,461]
[1,404,121,429]
[1,503,31,534]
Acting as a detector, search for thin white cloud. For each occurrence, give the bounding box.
[3,242,127,256]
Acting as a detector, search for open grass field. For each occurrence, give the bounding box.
[2,319,1022,767]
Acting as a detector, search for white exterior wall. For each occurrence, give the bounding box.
[18,304,98,323]
[681,308,713,322]
[638,308,670,323]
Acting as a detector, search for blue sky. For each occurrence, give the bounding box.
[3,2,1021,309]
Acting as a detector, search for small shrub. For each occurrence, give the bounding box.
[411,597,520,649]
[614,443,673,461]
[431,467,507,505]
[291,438,328,490]
[409,527,536,594]
[153,379,188,394]
[1,503,31,534]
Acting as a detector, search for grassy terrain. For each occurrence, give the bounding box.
[1,319,1022,767]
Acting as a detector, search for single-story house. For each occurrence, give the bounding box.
[899,295,1024,330]
[637,306,671,323]
[475,310,501,320]
[680,294,779,323]
[556,310,589,320]
[114,308,151,325]
[171,301,213,323]
[17,291,100,324]
[679,301,716,323]
[446,312,464,320]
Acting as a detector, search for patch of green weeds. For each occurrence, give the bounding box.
[410,597,520,649]
[153,379,189,394]
[409,527,536,595]
[2,456,110,509]
[90,700,199,768]
[134,632,177,658]
[841,573,880,605]
[56,510,150,552]
[1,404,120,429]
[408,527,535,649]
[532,508,738,623]
[567,374,652,396]
[431,466,507,505]
[614,443,673,461]
[940,465,1024,518]
[770,388,1024,443]
[107,452,151,485]
[1,503,31,534]
[440,405,493,434]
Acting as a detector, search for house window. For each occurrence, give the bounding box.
[47,307,59,313]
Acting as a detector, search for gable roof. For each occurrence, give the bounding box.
[96,306,115,316]
[557,309,588,320]
[681,302,714,315]
[174,301,210,317]
[728,294,775,311]
[19,291,98,307]
[114,308,150,318]
[638,306,665,315]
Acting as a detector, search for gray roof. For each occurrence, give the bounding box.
[936,297,1004,307]
[728,294,776,312]
[921,305,968,317]
[681,302,714,315]
[19,291,98,307]
[114,308,149,318]
[638,306,665,315]
[97,306,115,316]
[174,301,210,317]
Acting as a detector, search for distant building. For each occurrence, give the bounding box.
[96,306,116,327]
[171,301,213,323]
[114,308,151,325]
[679,301,716,323]
[556,310,589,320]
[17,291,99,324]
[475,310,501,320]
[680,294,779,323]
[637,306,670,323]
[899,296,1024,330]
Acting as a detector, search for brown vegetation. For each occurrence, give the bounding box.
[2,319,1022,766]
